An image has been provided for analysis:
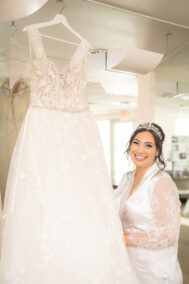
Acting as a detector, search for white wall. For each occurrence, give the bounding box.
[155,103,189,163]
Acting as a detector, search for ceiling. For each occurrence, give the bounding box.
[1,0,189,115]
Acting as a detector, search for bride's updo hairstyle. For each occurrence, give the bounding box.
[125,122,166,170]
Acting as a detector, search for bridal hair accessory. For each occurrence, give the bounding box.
[136,123,163,141]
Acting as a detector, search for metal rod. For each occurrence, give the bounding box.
[162,39,189,63]
[84,0,189,29]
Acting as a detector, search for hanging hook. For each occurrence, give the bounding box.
[11,21,17,37]
[165,32,172,55]
[56,0,65,14]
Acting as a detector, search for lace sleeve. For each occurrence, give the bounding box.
[125,177,181,249]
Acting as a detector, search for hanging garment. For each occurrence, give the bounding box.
[116,163,183,284]
[0,28,138,284]
[0,77,11,256]
[0,77,30,202]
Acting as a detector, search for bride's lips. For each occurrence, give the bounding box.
[134,155,147,161]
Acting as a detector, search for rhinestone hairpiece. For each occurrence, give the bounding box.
[136,123,163,141]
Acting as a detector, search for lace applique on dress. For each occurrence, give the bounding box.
[29,30,89,112]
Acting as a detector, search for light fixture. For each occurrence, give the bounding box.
[150,81,177,97]
[88,47,162,96]
[87,64,138,96]
[107,48,163,75]
[0,0,48,21]
[99,71,138,96]
[151,81,189,101]
[175,94,189,101]
[88,49,108,70]
[173,82,189,101]
[88,47,163,75]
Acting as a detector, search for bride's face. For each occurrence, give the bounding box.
[130,131,158,171]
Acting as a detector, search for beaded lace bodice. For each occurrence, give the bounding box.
[29,30,90,112]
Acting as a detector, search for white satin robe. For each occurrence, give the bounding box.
[116,163,183,284]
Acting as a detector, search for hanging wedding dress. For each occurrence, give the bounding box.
[0,77,29,255]
[0,77,14,203]
[0,18,138,284]
[0,77,11,255]
[0,77,30,202]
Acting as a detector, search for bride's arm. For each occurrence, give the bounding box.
[124,177,181,249]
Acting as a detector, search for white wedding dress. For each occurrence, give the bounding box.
[0,77,30,202]
[0,27,138,283]
[0,77,29,255]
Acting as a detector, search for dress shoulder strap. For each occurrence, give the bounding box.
[69,39,90,67]
[28,29,46,59]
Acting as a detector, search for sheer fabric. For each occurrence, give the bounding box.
[0,77,30,201]
[126,177,180,248]
[0,28,138,284]
[116,163,183,284]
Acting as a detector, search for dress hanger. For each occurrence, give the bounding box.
[31,32,79,47]
[23,14,89,47]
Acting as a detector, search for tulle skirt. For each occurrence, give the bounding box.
[0,107,138,284]
[0,91,29,201]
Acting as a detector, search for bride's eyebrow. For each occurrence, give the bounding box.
[145,142,154,145]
